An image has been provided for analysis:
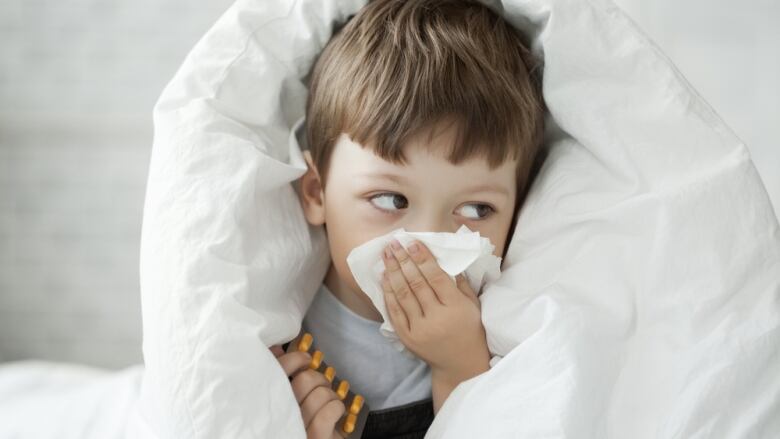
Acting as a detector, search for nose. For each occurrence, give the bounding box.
[405,214,458,235]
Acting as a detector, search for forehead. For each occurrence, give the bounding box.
[328,124,518,194]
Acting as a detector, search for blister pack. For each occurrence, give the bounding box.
[284,332,370,437]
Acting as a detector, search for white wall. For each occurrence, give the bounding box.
[0,0,234,368]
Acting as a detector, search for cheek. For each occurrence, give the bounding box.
[323,199,378,269]
[325,194,394,240]
[324,218,389,297]
[479,215,514,259]
[324,221,363,287]
[322,188,395,290]
[484,231,506,259]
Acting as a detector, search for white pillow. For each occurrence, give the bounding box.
[136,0,780,437]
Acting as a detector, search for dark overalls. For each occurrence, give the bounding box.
[361,397,435,439]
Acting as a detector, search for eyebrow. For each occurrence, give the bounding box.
[358,173,510,198]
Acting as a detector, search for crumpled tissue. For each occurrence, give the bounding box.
[346,224,502,357]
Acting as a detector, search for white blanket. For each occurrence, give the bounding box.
[131,0,780,438]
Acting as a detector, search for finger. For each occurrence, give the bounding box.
[291,368,333,405]
[301,386,341,431]
[382,244,424,320]
[388,239,442,314]
[405,240,460,305]
[270,344,285,358]
[456,273,480,308]
[382,274,410,335]
[277,351,312,379]
[306,398,346,439]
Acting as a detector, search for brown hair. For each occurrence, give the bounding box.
[304,0,545,203]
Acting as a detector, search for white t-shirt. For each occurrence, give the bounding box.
[301,282,432,410]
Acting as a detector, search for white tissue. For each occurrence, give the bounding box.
[345,224,502,356]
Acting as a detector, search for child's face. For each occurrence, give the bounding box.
[300,120,518,302]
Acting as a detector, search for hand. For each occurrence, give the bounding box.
[380,239,490,379]
[271,345,345,439]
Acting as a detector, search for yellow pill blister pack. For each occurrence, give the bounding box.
[284,332,370,438]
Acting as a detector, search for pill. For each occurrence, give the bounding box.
[324,366,335,383]
[342,413,357,434]
[349,394,364,414]
[336,380,350,400]
[297,333,313,352]
[309,350,323,370]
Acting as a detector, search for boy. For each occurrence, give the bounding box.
[271,0,544,437]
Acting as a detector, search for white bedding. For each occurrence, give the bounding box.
[2,0,777,438]
[0,361,143,438]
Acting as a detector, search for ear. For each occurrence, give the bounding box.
[299,150,326,226]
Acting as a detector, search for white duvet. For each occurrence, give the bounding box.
[2,0,778,438]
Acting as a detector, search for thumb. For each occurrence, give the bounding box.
[455,273,480,307]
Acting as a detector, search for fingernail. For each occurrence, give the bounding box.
[408,242,419,253]
[390,239,401,250]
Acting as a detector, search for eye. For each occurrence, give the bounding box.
[368,193,495,220]
[369,193,409,213]
[457,203,495,220]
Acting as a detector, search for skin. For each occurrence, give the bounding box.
[275,118,519,433]
[271,345,345,439]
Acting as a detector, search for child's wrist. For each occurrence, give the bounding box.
[430,356,490,415]
[430,353,490,387]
